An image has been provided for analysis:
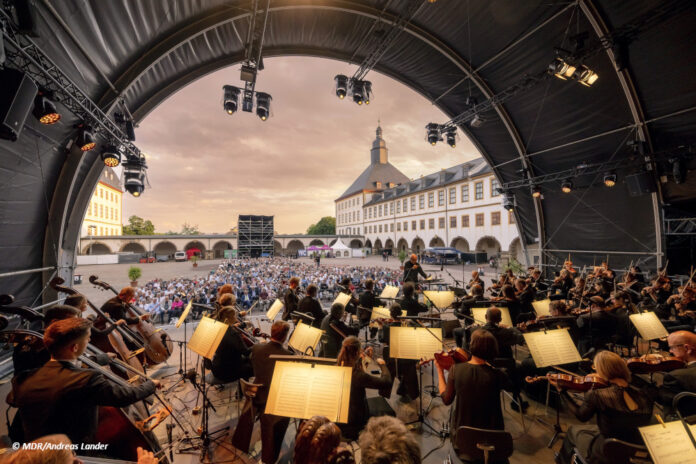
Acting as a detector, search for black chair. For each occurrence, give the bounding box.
[572,438,652,464]
[673,391,696,421]
[454,426,513,464]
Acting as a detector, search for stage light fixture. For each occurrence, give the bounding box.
[532,185,542,198]
[101,145,121,167]
[549,57,576,80]
[124,172,145,197]
[363,81,372,105]
[470,114,484,128]
[444,127,457,148]
[426,123,440,146]
[576,65,599,87]
[123,154,147,197]
[255,92,272,121]
[33,93,60,124]
[603,172,617,187]
[503,193,515,211]
[76,126,96,152]
[334,75,348,99]
[671,158,685,184]
[223,85,241,115]
[352,80,364,105]
[561,179,573,193]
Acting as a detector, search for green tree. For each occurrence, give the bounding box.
[122,215,155,235]
[180,222,200,235]
[307,217,336,235]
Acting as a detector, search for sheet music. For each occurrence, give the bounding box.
[630,312,669,340]
[471,307,513,328]
[523,329,581,368]
[266,299,284,321]
[187,317,228,359]
[176,300,192,328]
[423,291,455,310]
[379,285,399,299]
[333,292,351,307]
[389,327,444,360]
[640,421,696,464]
[370,306,404,320]
[532,299,551,317]
[288,322,324,354]
[266,361,352,423]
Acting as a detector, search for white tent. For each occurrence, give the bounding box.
[331,239,353,258]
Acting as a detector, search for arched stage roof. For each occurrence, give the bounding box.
[1,0,695,304]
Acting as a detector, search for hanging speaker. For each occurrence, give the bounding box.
[0,68,38,142]
[625,172,657,197]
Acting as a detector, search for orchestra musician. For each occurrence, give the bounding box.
[567,276,587,305]
[466,270,485,293]
[497,284,524,325]
[576,296,619,356]
[64,294,127,338]
[298,284,326,328]
[99,287,150,330]
[398,282,427,317]
[7,318,158,446]
[453,284,485,348]
[207,306,253,384]
[377,303,419,402]
[336,336,392,440]
[358,279,383,339]
[320,303,359,358]
[281,277,300,321]
[250,321,294,464]
[556,351,654,464]
[550,269,574,299]
[339,277,360,315]
[527,268,547,293]
[657,330,696,416]
[435,329,514,453]
[403,254,428,283]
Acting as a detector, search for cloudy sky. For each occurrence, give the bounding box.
[123,56,480,234]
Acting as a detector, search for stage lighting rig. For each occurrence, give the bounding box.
[122,153,148,197]
[255,92,271,121]
[444,126,457,148]
[425,123,441,146]
[223,85,240,114]
[334,75,348,99]
[603,172,617,187]
[100,145,121,168]
[32,90,60,124]
[502,193,515,211]
[75,124,96,152]
[561,180,573,193]
[531,185,542,199]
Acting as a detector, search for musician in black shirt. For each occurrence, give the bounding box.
[297,284,325,328]
[339,277,359,315]
[320,303,358,358]
[399,282,427,317]
[281,277,300,321]
[403,254,428,283]
[358,279,383,338]
[100,287,150,326]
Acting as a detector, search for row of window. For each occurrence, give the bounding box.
[86,226,120,236]
[363,211,514,234]
[339,227,361,235]
[97,186,120,203]
[87,202,120,221]
[364,179,500,219]
[338,196,361,211]
[338,210,361,225]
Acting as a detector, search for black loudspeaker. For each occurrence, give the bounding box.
[0,68,38,141]
[625,172,657,197]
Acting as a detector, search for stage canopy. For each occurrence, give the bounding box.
[1,0,695,304]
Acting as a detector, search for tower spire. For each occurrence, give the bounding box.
[370,123,388,164]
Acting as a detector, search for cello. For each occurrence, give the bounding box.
[90,275,173,364]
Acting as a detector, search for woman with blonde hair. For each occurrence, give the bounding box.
[336,336,392,440]
[556,350,654,464]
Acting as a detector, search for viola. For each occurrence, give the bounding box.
[525,373,609,392]
[626,354,686,374]
[421,347,470,371]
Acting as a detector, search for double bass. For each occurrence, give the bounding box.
[90,275,173,365]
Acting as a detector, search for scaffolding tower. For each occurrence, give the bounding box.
[237,215,274,257]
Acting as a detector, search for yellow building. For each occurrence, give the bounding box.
[82,167,123,237]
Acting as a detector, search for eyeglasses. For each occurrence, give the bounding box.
[668,344,685,349]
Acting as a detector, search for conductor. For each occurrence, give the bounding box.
[403,254,429,283]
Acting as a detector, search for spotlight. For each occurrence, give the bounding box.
[549,57,576,80]
[561,179,573,193]
[101,145,121,167]
[444,127,457,148]
[223,85,240,115]
[363,81,372,105]
[76,126,96,152]
[352,80,364,105]
[576,65,598,87]
[33,93,60,124]
[123,154,147,197]
[426,123,440,146]
[470,114,484,128]
[503,193,515,211]
[532,185,542,198]
[603,172,617,187]
[255,92,272,121]
[124,172,145,197]
[334,75,348,99]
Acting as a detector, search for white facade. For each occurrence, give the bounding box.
[335,126,523,260]
[81,167,123,237]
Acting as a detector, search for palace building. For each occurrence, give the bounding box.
[81,167,123,238]
[335,126,524,261]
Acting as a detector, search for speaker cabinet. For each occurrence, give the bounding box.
[0,68,38,142]
[625,172,657,197]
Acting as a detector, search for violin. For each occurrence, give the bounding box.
[626,354,686,374]
[420,347,470,371]
[525,373,609,392]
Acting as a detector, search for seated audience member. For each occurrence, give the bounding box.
[291,416,354,464]
[358,416,421,464]
[320,303,358,358]
[337,336,392,440]
[557,351,654,464]
[435,329,513,452]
